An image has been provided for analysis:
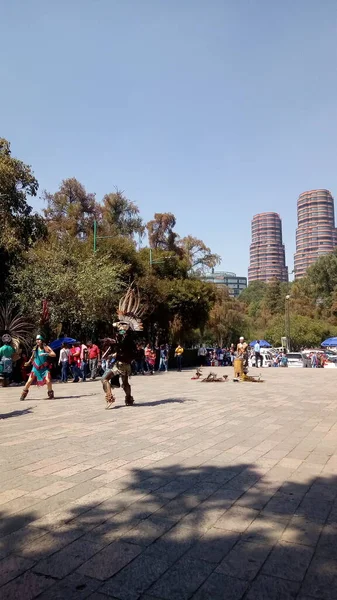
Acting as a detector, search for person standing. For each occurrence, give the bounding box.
[87,341,100,380]
[59,342,70,382]
[20,335,56,400]
[135,343,145,374]
[145,343,156,374]
[254,340,263,368]
[159,345,168,372]
[175,343,184,371]
[198,345,207,366]
[69,343,81,382]
[0,334,19,387]
[80,341,88,381]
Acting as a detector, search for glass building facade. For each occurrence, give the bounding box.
[248,212,288,283]
[294,189,337,279]
[201,271,247,297]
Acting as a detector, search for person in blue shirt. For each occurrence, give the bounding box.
[159,345,168,372]
[254,340,263,368]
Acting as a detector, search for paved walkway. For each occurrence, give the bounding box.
[0,367,337,600]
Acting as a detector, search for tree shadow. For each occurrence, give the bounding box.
[0,407,34,420]
[0,463,336,599]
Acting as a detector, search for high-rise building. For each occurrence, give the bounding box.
[248,212,288,283]
[201,271,247,297]
[294,190,337,279]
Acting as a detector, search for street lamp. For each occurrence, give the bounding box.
[285,295,291,352]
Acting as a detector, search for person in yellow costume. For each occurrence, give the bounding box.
[175,343,184,372]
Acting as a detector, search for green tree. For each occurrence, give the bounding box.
[43,178,98,238]
[146,213,181,254]
[178,235,221,273]
[11,236,126,338]
[305,250,337,297]
[0,137,46,296]
[206,288,247,346]
[265,314,336,350]
[101,189,144,239]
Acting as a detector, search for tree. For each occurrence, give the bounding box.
[178,235,221,273]
[305,250,337,297]
[11,236,126,338]
[101,189,144,239]
[0,137,46,296]
[146,213,181,254]
[265,314,336,350]
[43,178,98,238]
[206,288,247,346]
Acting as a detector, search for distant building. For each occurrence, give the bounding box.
[248,212,288,283]
[294,189,337,279]
[201,271,247,298]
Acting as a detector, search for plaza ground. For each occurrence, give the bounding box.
[0,367,337,599]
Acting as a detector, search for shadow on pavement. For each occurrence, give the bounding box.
[0,407,34,420]
[0,463,336,599]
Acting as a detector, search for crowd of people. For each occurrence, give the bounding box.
[0,337,187,388]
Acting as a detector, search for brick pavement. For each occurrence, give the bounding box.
[0,367,337,599]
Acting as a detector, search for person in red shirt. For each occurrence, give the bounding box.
[69,343,81,382]
[87,341,101,380]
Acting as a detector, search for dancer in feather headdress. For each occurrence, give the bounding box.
[0,304,33,387]
[101,285,146,408]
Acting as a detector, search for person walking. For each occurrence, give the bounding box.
[175,343,184,371]
[87,341,100,380]
[159,345,168,372]
[145,343,156,374]
[69,342,81,382]
[80,341,88,381]
[20,335,56,400]
[59,342,70,382]
[254,340,263,368]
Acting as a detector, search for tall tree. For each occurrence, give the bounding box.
[101,189,144,239]
[43,177,98,238]
[206,288,247,346]
[178,235,221,273]
[0,137,46,295]
[146,212,181,254]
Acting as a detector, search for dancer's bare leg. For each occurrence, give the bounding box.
[46,373,54,399]
[20,374,34,401]
[102,370,115,408]
[122,374,134,405]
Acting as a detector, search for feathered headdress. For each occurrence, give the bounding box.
[0,304,34,350]
[113,285,146,332]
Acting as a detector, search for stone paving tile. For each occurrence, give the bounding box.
[77,540,143,580]
[100,547,172,600]
[192,572,248,600]
[1,369,337,599]
[0,571,55,600]
[300,555,337,599]
[244,573,301,599]
[33,538,103,579]
[262,540,314,582]
[149,555,214,600]
[216,539,271,581]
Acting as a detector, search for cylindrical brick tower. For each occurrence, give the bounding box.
[248,212,288,283]
[294,190,337,279]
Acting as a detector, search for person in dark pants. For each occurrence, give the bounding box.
[254,340,263,368]
[175,343,184,371]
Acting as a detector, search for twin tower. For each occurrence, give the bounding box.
[248,189,337,283]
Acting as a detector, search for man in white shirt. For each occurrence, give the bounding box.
[254,340,263,368]
[198,345,207,366]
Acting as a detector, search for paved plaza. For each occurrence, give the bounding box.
[0,367,337,599]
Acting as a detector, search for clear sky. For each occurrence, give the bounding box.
[2,0,337,277]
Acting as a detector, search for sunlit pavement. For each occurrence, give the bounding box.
[0,367,337,599]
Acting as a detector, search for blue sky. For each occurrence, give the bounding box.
[2,0,336,277]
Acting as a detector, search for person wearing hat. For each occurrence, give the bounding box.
[20,334,56,401]
[0,334,19,387]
